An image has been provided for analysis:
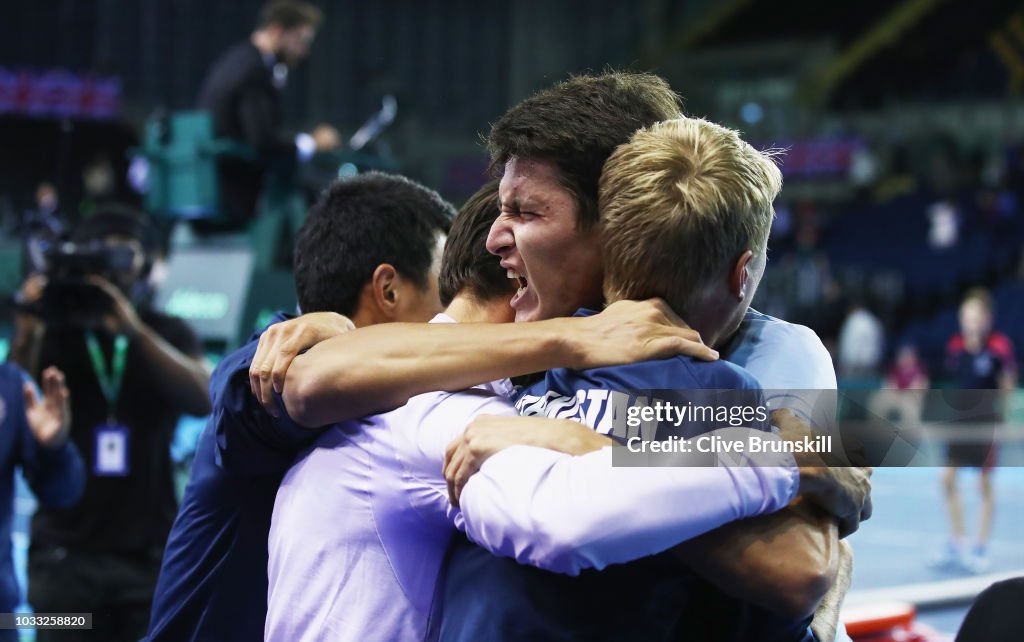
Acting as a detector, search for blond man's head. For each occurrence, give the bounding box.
[599,117,782,335]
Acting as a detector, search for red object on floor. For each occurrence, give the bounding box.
[844,601,932,641]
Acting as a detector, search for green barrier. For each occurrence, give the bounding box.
[0,241,22,298]
[138,111,400,270]
[138,111,254,220]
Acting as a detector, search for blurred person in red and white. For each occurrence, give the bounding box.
[932,288,1016,573]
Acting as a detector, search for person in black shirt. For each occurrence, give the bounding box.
[196,0,339,227]
[11,206,210,642]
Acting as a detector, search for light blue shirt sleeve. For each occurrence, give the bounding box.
[724,311,838,434]
[726,312,853,642]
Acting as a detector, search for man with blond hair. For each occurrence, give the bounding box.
[599,116,782,347]
[438,116,851,642]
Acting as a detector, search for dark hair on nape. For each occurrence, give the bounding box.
[294,172,454,317]
[487,70,683,230]
[258,0,323,30]
[439,180,513,307]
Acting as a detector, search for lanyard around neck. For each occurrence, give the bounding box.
[84,331,128,421]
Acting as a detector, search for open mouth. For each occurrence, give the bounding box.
[508,269,529,302]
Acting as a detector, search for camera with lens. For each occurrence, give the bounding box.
[26,240,139,327]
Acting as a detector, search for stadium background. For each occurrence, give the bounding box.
[3,0,1024,639]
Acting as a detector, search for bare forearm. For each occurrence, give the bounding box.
[811,540,853,642]
[673,500,839,619]
[267,298,712,427]
[134,324,211,416]
[508,418,613,455]
[283,321,576,427]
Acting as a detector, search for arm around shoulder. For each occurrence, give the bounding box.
[672,498,839,619]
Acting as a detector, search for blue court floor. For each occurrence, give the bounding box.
[845,466,1024,636]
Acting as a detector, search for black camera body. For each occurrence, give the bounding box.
[31,242,137,327]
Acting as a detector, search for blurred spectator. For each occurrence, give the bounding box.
[196,0,339,228]
[849,143,879,201]
[933,288,1017,573]
[927,200,960,250]
[869,345,930,435]
[9,206,210,642]
[837,303,885,378]
[789,225,840,328]
[79,155,117,220]
[32,183,60,222]
[886,345,930,391]
[20,182,65,279]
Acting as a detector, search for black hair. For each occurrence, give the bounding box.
[72,204,154,246]
[71,204,158,278]
[488,70,682,229]
[294,172,454,316]
[439,180,513,307]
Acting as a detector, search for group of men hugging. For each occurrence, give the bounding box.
[149,71,872,642]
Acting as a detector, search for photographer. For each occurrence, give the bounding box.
[10,206,210,642]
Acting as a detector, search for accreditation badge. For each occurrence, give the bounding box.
[94,423,130,476]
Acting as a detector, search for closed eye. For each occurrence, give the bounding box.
[501,208,537,221]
